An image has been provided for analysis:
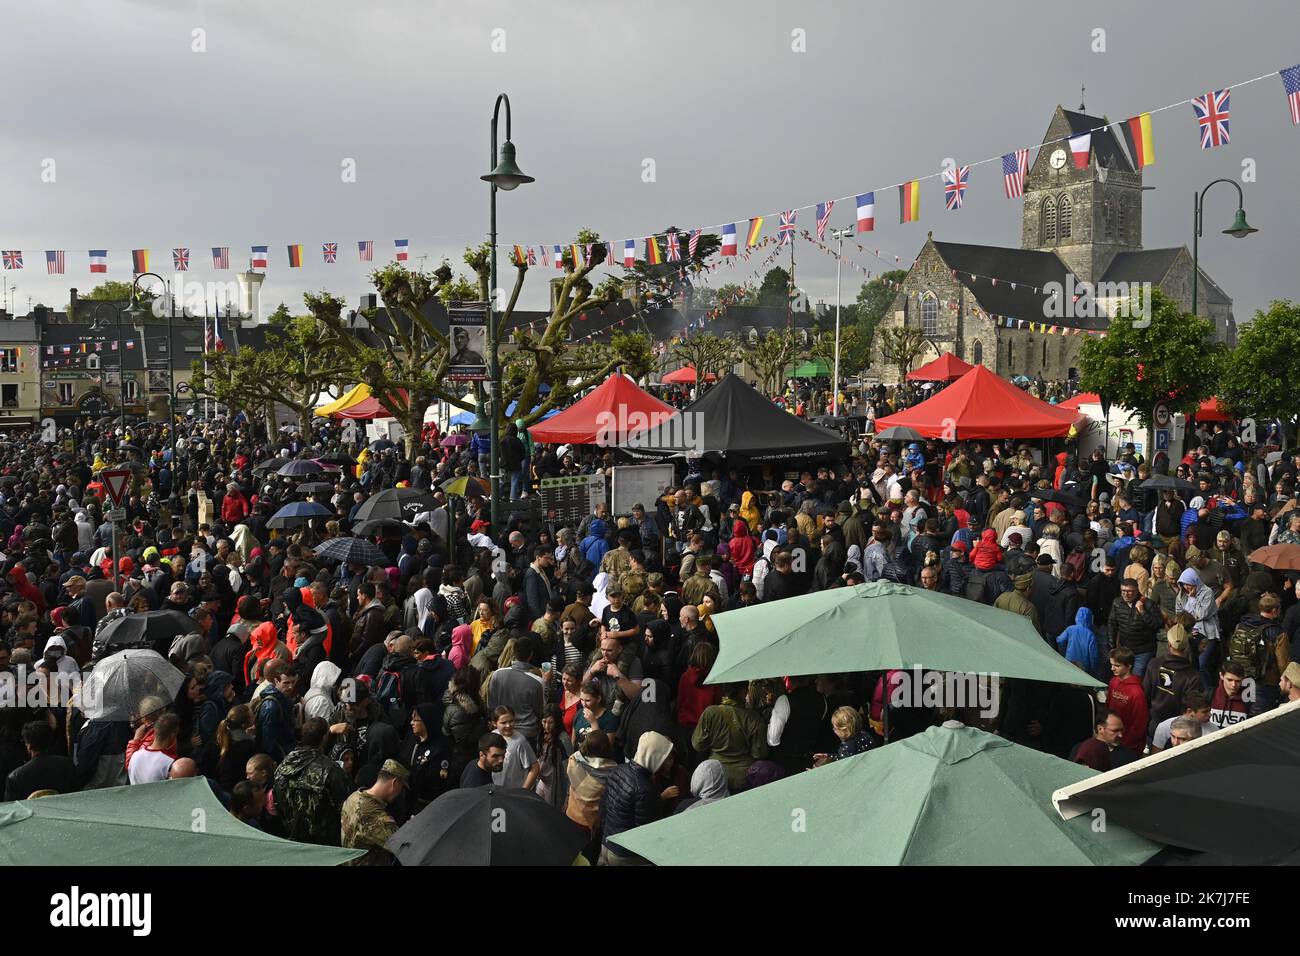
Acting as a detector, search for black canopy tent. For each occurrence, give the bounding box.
[1052,701,1300,865]
[618,374,847,463]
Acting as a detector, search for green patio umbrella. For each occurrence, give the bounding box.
[792,359,831,377]
[610,726,1161,865]
[706,581,1102,688]
[0,779,361,866]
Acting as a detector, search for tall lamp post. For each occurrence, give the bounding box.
[480,92,534,528]
[1192,179,1257,317]
[829,226,854,417]
[123,272,172,427]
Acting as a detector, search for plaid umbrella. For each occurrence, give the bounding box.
[314,537,389,566]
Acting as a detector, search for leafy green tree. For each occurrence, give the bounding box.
[671,333,736,383]
[1217,299,1300,431]
[622,227,722,308]
[757,268,791,309]
[193,309,351,436]
[854,269,907,354]
[809,325,869,379]
[1078,288,1221,428]
[70,281,157,322]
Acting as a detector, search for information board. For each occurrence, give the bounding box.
[536,474,607,525]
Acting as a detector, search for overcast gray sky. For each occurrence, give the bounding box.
[3,0,1296,324]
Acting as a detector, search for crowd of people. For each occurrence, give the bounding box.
[0,401,1297,866]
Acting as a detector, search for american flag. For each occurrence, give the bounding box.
[815,201,834,241]
[666,232,680,261]
[944,165,970,210]
[687,229,701,258]
[1,251,22,270]
[46,250,65,274]
[322,242,338,263]
[777,210,796,245]
[358,240,374,261]
[1281,65,1300,125]
[212,247,229,269]
[1001,149,1029,198]
[540,246,548,267]
[1192,89,1231,149]
[172,248,190,271]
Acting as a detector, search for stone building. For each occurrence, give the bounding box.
[874,104,1236,383]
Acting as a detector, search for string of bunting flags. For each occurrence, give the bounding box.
[0,241,413,274]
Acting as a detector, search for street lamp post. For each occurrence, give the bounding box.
[480,92,534,528]
[122,273,171,429]
[90,303,128,436]
[1192,179,1257,317]
[830,226,854,417]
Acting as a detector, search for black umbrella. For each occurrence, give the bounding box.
[352,517,410,537]
[253,457,289,474]
[352,488,439,524]
[296,481,335,496]
[277,459,325,478]
[91,610,196,662]
[318,451,357,466]
[267,501,334,529]
[1135,474,1198,493]
[369,438,396,453]
[875,425,926,442]
[1028,487,1087,509]
[314,536,389,566]
[386,787,589,866]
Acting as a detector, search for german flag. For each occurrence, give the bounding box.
[1122,113,1155,168]
[131,249,149,274]
[287,244,303,268]
[898,181,921,223]
[512,245,526,266]
[746,216,764,248]
[645,236,662,265]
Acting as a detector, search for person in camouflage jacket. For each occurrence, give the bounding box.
[272,717,351,846]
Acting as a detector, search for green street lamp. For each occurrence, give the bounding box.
[480,93,533,527]
[1192,179,1257,316]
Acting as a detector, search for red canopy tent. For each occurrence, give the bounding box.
[905,352,975,382]
[661,365,717,385]
[528,373,675,445]
[874,366,1084,439]
[1057,392,1100,411]
[333,389,408,420]
[1195,397,1231,422]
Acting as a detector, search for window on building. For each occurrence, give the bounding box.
[124,379,140,402]
[1,385,16,408]
[1117,199,1126,243]
[1006,340,1014,371]
[86,353,101,371]
[0,349,17,374]
[1041,197,1057,243]
[921,294,938,336]
[1058,195,1073,239]
[746,327,758,345]
[1041,339,1048,369]
[972,341,983,366]
[1103,199,1114,240]
[57,383,74,406]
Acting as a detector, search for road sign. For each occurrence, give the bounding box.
[106,507,126,522]
[1153,403,1171,428]
[101,469,132,507]
[1155,429,1170,451]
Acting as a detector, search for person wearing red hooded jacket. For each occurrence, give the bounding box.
[970,528,1003,572]
[9,564,47,615]
[221,482,250,525]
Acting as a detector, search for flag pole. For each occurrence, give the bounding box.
[203,298,210,422]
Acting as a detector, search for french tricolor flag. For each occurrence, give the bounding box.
[88,250,108,273]
[720,224,738,256]
[553,245,564,270]
[623,239,636,267]
[1068,133,1091,169]
[394,239,409,261]
[856,193,875,232]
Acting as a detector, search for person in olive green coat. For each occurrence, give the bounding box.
[691,684,768,792]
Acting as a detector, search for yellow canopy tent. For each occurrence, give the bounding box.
[314,383,371,418]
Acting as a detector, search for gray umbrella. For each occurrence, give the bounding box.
[77,649,186,721]
[875,425,926,442]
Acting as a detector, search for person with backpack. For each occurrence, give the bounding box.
[271,717,351,846]
[374,634,420,729]
[1225,591,1289,716]
[254,659,298,763]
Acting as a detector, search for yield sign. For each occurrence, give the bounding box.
[101,469,132,508]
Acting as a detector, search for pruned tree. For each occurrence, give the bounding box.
[748,328,798,395]
[193,308,351,436]
[875,325,929,384]
[671,333,737,383]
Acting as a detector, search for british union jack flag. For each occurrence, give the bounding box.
[1,251,22,270]
[1191,89,1230,149]
[777,210,797,245]
[322,242,338,263]
[944,165,971,210]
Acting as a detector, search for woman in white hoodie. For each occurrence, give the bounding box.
[302,660,343,723]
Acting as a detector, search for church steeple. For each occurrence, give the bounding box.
[1021,104,1144,283]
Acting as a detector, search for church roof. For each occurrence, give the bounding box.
[1103,248,1231,305]
[931,241,1108,331]
[1061,109,1134,173]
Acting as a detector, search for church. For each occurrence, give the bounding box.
[873,104,1236,384]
